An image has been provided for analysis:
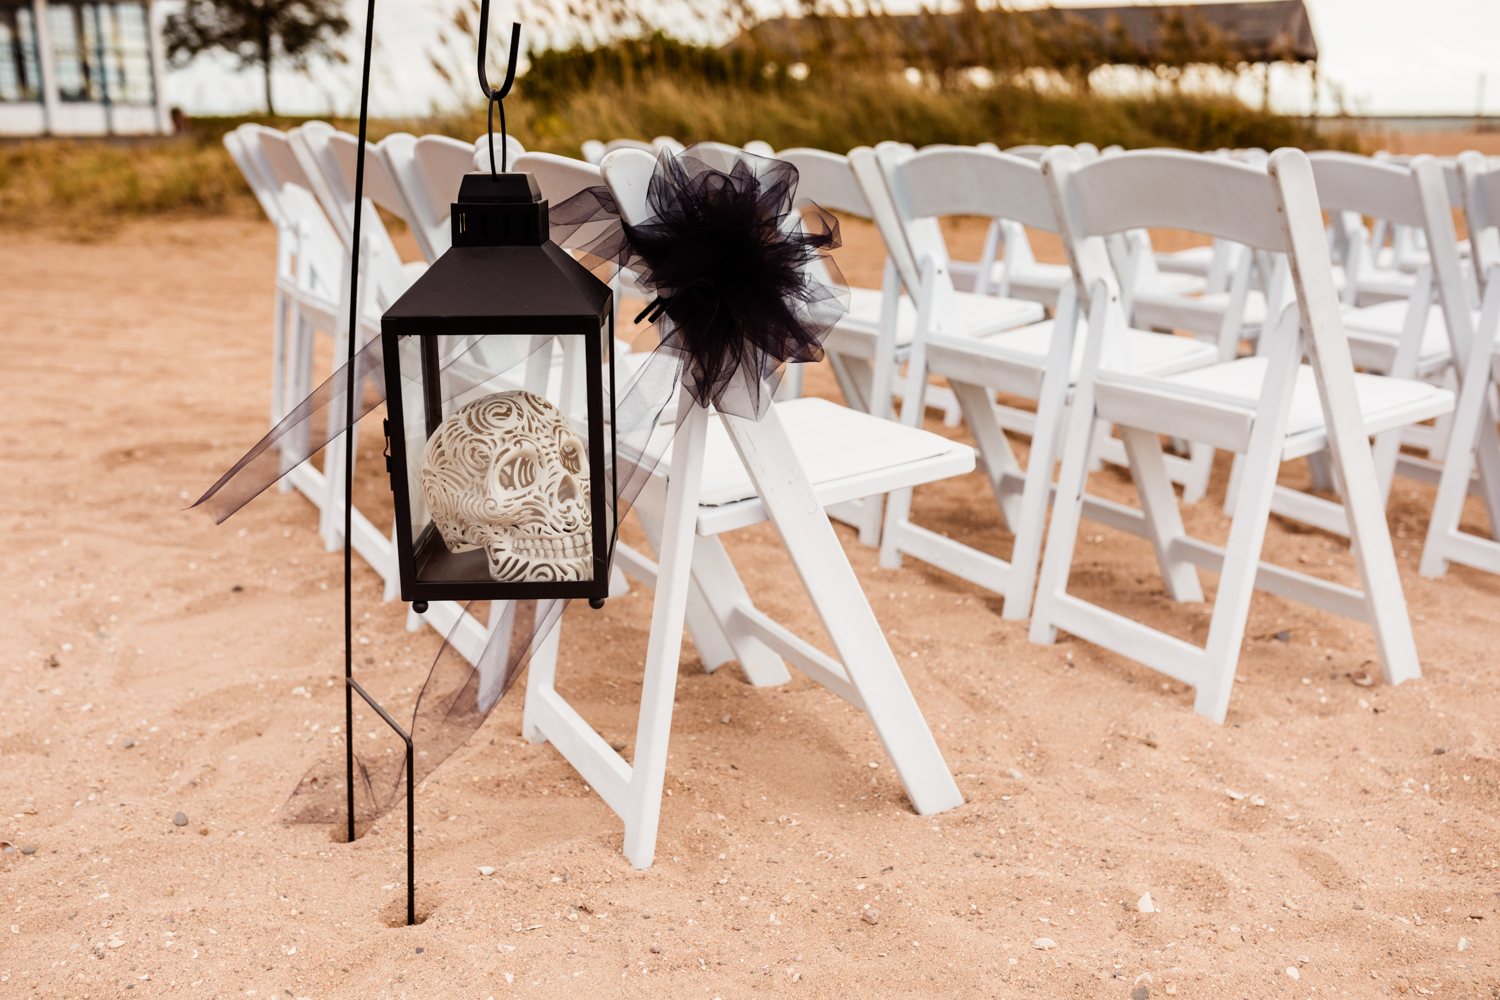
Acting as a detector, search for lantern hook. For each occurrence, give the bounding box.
[477,1,521,178]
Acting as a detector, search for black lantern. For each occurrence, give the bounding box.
[380,170,617,611]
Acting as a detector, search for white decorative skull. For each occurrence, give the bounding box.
[419,390,592,583]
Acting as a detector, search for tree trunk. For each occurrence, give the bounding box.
[261,26,275,116]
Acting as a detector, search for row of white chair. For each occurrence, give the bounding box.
[223,122,534,655]
[567,137,1500,724]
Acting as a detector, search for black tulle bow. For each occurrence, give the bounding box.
[552,143,848,418]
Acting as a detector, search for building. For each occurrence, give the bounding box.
[0,0,171,136]
[735,1,1318,70]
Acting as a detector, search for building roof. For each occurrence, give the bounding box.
[734,1,1318,67]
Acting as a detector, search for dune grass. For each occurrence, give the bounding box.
[0,77,1358,229]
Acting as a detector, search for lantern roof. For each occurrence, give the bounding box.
[382,241,612,337]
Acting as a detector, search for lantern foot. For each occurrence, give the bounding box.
[589,597,606,609]
[412,601,429,614]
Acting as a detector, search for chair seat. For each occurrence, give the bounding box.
[400,261,428,283]
[1156,244,1216,275]
[650,397,975,533]
[948,258,1073,292]
[1342,300,1467,374]
[968,321,1219,382]
[1124,357,1455,455]
[1131,288,1267,336]
[1351,266,1416,305]
[829,285,1044,356]
[1146,271,1210,296]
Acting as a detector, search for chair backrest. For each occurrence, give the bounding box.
[245,123,316,193]
[742,140,775,156]
[512,151,603,205]
[652,136,685,155]
[1459,151,1500,293]
[286,122,353,243]
[773,148,872,218]
[1045,145,1342,386]
[598,149,657,226]
[866,142,1057,301]
[224,126,285,225]
[378,133,478,261]
[470,133,529,173]
[1045,147,1297,317]
[1310,151,1472,356]
[581,140,607,164]
[1004,144,1048,161]
[604,138,654,158]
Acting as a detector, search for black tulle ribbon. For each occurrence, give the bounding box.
[553,142,848,419]
[195,143,848,828]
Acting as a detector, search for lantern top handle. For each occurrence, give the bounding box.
[476,1,521,177]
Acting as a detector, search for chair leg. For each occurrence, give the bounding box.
[1000,366,1071,621]
[720,405,963,817]
[1120,427,1205,603]
[1371,428,1403,506]
[521,606,562,746]
[686,535,791,687]
[271,288,288,427]
[1305,448,1335,492]
[1191,423,1292,721]
[1179,442,1216,504]
[622,398,710,870]
[950,380,1024,532]
[878,485,913,569]
[1029,385,1103,645]
[828,352,870,413]
[633,508,737,673]
[1420,371,1496,577]
[857,493,885,548]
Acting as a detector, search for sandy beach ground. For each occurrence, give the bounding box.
[4,158,1500,1000]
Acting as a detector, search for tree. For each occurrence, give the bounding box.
[165,0,351,116]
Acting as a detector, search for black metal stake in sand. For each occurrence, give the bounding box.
[340,0,523,928]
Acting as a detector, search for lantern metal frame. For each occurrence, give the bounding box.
[380,290,617,607]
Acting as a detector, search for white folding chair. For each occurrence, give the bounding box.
[520,147,968,868]
[580,140,607,164]
[768,146,955,423]
[1291,152,1485,524]
[243,126,352,542]
[470,132,528,173]
[947,144,1101,308]
[833,144,1046,418]
[288,123,428,579]
[1029,147,1453,723]
[225,125,300,429]
[1420,151,1500,578]
[378,133,487,263]
[867,144,1219,618]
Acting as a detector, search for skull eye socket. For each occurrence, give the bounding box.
[559,437,583,476]
[496,453,536,490]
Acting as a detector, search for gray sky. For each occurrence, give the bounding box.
[163,0,1500,120]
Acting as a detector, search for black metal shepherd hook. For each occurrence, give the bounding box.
[477,2,521,177]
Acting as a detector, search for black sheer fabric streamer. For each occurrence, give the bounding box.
[553,143,847,419]
[194,143,847,829]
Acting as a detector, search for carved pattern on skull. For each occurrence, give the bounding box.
[419,390,592,583]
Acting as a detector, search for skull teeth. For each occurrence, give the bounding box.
[511,535,591,559]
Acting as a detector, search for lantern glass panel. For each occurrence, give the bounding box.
[388,327,610,600]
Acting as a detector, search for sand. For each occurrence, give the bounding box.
[3,195,1500,1000]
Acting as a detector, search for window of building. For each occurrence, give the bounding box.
[50,1,154,104]
[0,2,42,101]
